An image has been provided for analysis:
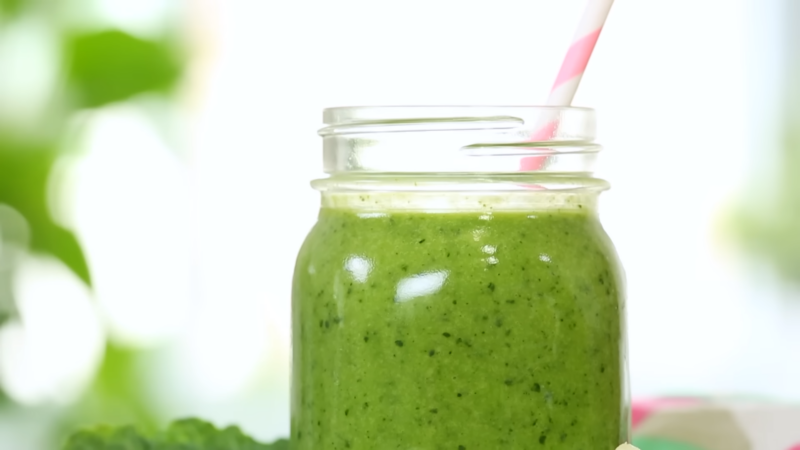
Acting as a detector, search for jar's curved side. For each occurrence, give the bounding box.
[594,219,632,443]
[290,221,320,448]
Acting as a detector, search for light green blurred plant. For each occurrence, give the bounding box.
[0,0,187,445]
[733,129,800,285]
[0,1,184,291]
[730,1,800,287]
[0,0,23,16]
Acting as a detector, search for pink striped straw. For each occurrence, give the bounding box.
[520,0,615,171]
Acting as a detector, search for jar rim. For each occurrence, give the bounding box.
[322,105,595,128]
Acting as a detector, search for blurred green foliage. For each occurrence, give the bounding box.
[0,23,183,287]
[63,418,290,450]
[732,1,800,287]
[68,343,161,432]
[735,132,800,285]
[0,0,187,444]
[66,30,182,108]
[0,0,23,16]
[0,139,91,284]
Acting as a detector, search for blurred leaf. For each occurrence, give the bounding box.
[73,343,160,431]
[734,129,800,285]
[160,419,276,449]
[0,0,23,16]
[0,139,91,285]
[267,439,291,450]
[65,30,182,108]
[63,425,150,450]
[63,418,279,450]
[728,1,800,287]
[0,284,16,324]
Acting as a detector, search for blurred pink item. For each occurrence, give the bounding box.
[632,397,701,427]
[632,398,800,450]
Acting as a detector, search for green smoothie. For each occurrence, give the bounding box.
[292,203,625,449]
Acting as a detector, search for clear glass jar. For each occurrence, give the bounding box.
[292,106,629,449]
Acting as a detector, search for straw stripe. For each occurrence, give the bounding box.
[519,120,558,171]
[551,28,602,93]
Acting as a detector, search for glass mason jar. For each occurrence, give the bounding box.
[292,106,629,449]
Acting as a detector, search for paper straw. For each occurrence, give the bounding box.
[520,0,615,171]
[548,0,614,106]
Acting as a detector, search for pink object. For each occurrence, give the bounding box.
[786,445,800,450]
[550,28,604,97]
[631,397,702,428]
[520,0,614,171]
[545,0,614,107]
[519,121,558,171]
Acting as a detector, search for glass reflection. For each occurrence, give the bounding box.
[394,271,449,303]
[344,255,372,283]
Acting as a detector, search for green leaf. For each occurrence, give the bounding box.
[0,139,91,285]
[74,343,160,432]
[64,30,182,108]
[266,439,290,450]
[62,418,282,450]
[0,0,24,16]
[160,419,273,449]
[63,425,151,450]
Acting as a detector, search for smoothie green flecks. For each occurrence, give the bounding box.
[292,207,625,449]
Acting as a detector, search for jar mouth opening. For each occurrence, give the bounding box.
[319,106,600,175]
[321,106,595,143]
